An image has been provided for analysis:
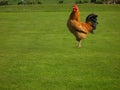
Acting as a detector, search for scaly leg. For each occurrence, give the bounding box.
[78,40,82,48]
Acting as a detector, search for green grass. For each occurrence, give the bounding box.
[0,4,120,90]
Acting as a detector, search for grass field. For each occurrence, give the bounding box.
[0,4,120,90]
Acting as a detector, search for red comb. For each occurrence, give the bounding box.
[73,5,78,8]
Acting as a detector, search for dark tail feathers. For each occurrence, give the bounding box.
[86,13,98,34]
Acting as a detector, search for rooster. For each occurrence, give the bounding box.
[67,5,98,47]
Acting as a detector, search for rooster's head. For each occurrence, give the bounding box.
[73,5,79,12]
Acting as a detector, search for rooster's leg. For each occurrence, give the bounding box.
[78,40,82,48]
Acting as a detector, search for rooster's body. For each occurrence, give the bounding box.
[67,5,98,47]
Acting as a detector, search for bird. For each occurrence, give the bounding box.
[67,5,98,47]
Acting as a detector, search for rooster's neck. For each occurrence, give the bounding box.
[70,11,80,21]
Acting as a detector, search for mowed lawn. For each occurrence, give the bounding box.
[0,4,120,90]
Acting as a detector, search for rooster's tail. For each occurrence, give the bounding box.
[86,13,98,34]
